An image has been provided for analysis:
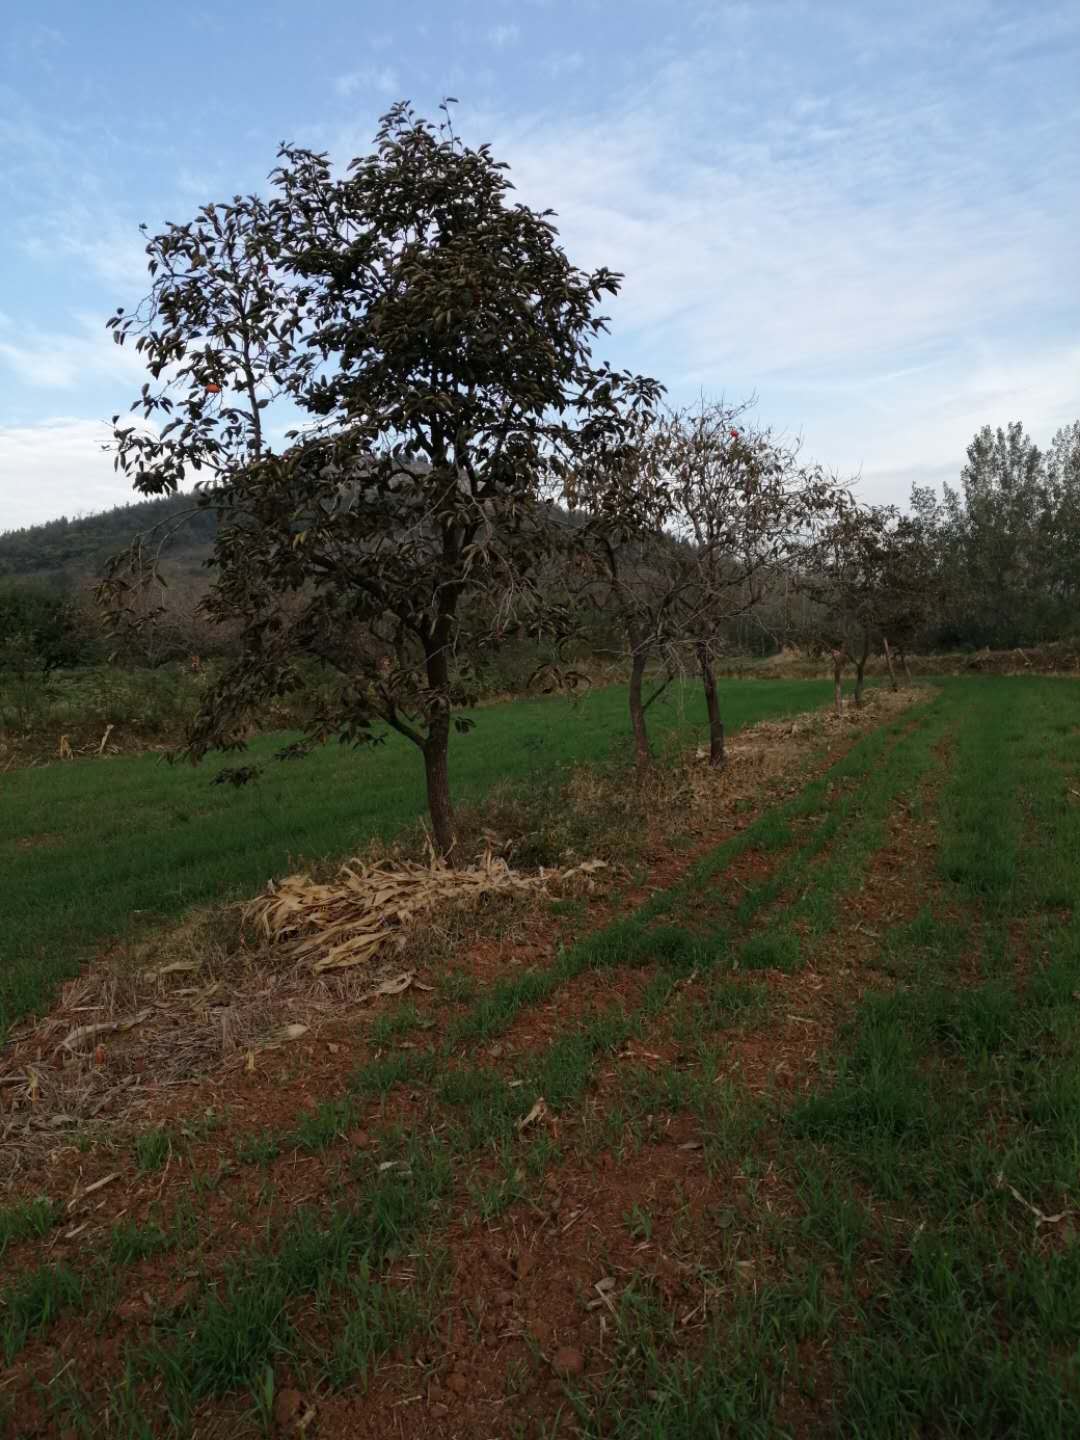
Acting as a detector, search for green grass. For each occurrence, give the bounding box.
[1,1263,85,1362]
[0,678,834,1034]
[1,693,914,1408]
[287,1096,360,1154]
[24,675,1080,1440]
[135,1138,456,1422]
[317,1259,438,1391]
[368,1000,424,1045]
[573,677,1080,1440]
[107,1220,174,1266]
[0,1196,58,1256]
[738,928,801,971]
[26,678,1025,1436]
[133,1128,172,1173]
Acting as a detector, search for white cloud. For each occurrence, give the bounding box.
[545,51,584,77]
[487,24,520,49]
[0,419,150,530]
[2,22,66,74]
[0,313,145,391]
[850,342,1080,504]
[21,208,149,294]
[335,65,399,98]
[481,47,1078,502]
[177,167,216,200]
[501,111,1062,379]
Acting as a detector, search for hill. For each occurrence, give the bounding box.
[0,492,216,589]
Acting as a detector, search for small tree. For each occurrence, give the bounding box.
[106,103,659,857]
[565,406,843,769]
[562,417,683,773]
[872,511,940,685]
[0,582,92,676]
[663,402,841,764]
[790,500,883,712]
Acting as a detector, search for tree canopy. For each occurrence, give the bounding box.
[93,100,1080,850]
[105,102,660,856]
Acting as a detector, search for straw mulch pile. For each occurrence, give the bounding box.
[245,849,607,973]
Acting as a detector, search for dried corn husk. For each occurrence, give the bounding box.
[245,850,605,973]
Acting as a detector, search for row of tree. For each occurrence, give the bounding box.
[99,101,1077,858]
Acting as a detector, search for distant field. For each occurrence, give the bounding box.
[0,678,833,1034]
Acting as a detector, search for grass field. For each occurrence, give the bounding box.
[5,675,1080,1438]
[0,678,833,1035]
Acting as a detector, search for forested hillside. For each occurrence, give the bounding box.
[0,492,215,587]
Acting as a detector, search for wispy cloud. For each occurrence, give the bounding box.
[0,313,144,390]
[25,214,148,294]
[0,419,145,530]
[3,21,66,74]
[176,167,217,201]
[482,28,1080,495]
[848,340,1080,503]
[335,64,400,98]
[545,51,584,77]
[487,23,520,49]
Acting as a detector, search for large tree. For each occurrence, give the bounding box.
[871,510,940,682]
[1041,421,1080,628]
[911,418,1080,649]
[106,103,659,857]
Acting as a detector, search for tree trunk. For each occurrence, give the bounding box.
[423,616,457,861]
[900,646,912,681]
[882,636,898,691]
[696,641,724,766]
[832,649,844,716]
[854,659,867,706]
[423,726,456,861]
[854,631,871,707]
[628,645,652,772]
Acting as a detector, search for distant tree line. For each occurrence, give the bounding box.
[911,421,1080,650]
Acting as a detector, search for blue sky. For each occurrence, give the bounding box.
[1,0,1078,529]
